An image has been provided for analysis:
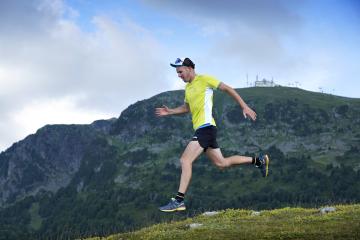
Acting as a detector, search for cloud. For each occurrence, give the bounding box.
[144,0,359,97]
[0,0,169,151]
[143,0,302,32]
[142,0,303,75]
[0,0,69,38]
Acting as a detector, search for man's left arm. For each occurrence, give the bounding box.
[218,82,257,121]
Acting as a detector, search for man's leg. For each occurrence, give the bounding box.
[159,141,203,212]
[205,148,251,169]
[178,140,204,194]
[206,148,270,177]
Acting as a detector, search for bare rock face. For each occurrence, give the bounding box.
[320,207,336,214]
[0,124,100,206]
[189,223,203,229]
[203,211,220,217]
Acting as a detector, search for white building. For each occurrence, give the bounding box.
[255,78,276,87]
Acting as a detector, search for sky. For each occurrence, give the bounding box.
[0,0,359,152]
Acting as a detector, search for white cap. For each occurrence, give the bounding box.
[170,57,195,68]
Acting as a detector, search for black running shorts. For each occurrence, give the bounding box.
[192,125,219,152]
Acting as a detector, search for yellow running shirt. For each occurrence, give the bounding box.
[184,75,221,130]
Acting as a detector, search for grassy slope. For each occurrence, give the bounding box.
[86,204,360,240]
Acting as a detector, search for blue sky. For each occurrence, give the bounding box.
[0,0,359,151]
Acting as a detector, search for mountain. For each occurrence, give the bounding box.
[0,120,116,206]
[0,87,359,240]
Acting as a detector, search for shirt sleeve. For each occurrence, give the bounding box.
[206,75,221,89]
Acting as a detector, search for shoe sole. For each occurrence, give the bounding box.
[264,154,270,177]
[160,206,186,212]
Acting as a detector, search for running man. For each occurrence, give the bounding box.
[156,57,270,212]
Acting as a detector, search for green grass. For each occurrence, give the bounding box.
[28,202,42,231]
[85,204,360,240]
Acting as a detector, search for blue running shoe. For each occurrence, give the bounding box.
[159,198,186,212]
[256,154,270,177]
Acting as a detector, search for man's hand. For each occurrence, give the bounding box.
[219,82,257,121]
[243,106,257,121]
[155,104,189,117]
[155,105,171,117]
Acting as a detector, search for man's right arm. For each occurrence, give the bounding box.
[155,103,189,117]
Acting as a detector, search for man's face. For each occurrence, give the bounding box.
[176,66,192,82]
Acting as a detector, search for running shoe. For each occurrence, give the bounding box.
[159,198,186,212]
[256,154,270,177]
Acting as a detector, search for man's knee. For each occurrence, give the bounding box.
[180,158,192,168]
[213,158,228,170]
